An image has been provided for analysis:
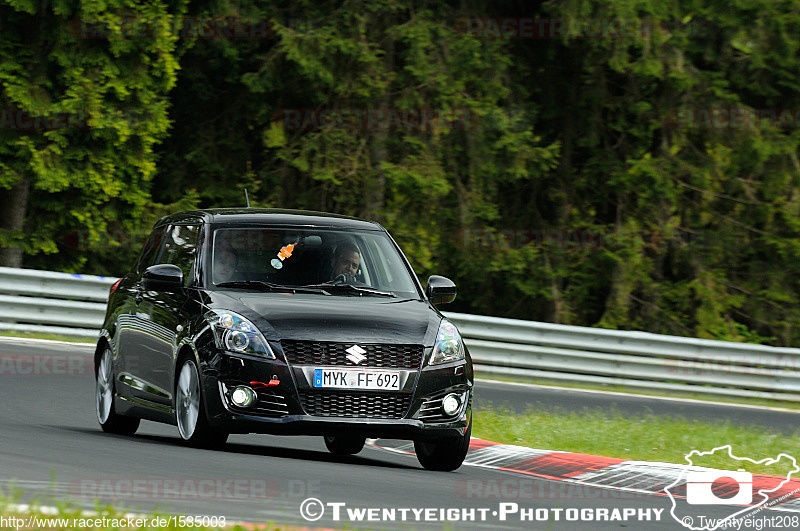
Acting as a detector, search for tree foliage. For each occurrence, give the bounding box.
[0,0,188,271]
[4,0,800,346]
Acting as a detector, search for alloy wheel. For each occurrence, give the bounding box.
[176,361,201,440]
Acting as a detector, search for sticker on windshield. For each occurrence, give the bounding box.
[270,241,297,270]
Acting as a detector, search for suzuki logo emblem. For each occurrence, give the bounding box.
[345,344,367,365]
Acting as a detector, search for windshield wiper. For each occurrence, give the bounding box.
[216,280,330,295]
[303,283,396,298]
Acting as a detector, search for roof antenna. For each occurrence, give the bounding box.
[244,188,251,208]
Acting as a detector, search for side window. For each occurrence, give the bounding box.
[136,227,167,274]
[364,238,389,287]
[161,224,200,287]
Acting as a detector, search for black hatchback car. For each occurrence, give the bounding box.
[96,209,473,471]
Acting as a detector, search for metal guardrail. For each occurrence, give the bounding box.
[0,267,112,338]
[1,266,799,401]
[446,313,800,401]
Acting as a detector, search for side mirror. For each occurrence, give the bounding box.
[426,275,457,305]
[143,264,184,292]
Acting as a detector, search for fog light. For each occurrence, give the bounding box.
[442,393,460,416]
[231,386,256,408]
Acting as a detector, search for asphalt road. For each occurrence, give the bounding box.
[1,337,795,530]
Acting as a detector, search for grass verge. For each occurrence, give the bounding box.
[0,485,295,530]
[476,372,800,412]
[0,330,95,344]
[473,406,800,476]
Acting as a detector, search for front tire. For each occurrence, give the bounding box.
[176,359,228,449]
[96,347,140,435]
[324,436,366,455]
[414,417,471,471]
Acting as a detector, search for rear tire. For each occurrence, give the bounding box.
[175,358,228,449]
[414,417,471,471]
[96,347,140,435]
[324,436,366,455]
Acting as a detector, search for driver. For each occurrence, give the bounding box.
[331,241,361,281]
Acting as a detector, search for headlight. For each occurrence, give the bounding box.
[204,309,275,359]
[429,319,464,365]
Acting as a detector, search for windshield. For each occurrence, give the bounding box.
[209,226,421,298]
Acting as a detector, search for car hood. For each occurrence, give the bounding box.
[211,292,441,346]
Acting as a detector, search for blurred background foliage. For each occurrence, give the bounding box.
[3,0,800,345]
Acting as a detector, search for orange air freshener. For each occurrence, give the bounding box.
[270,241,298,269]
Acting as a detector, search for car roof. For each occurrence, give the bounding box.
[155,208,384,231]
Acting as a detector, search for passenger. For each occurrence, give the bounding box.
[214,247,239,284]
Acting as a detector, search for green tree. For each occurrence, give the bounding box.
[154,0,560,313]
[8,0,800,347]
[0,0,187,273]
[517,0,800,343]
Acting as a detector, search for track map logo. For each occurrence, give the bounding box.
[665,445,800,530]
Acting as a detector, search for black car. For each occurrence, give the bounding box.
[95,208,473,471]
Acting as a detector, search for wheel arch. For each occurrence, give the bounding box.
[94,331,113,376]
[174,341,200,393]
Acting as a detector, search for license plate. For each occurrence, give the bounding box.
[313,369,401,390]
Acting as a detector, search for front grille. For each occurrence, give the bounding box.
[282,341,424,368]
[299,391,411,419]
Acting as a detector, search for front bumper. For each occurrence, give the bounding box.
[207,413,470,440]
[200,349,472,440]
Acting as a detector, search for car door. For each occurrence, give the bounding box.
[116,225,167,402]
[136,223,201,406]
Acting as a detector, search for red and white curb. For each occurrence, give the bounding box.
[368,438,800,513]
